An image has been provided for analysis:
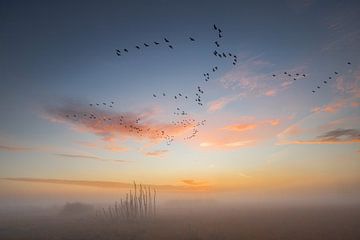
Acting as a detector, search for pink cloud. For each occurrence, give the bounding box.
[207,95,242,112]
[144,150,168,157]
[44,102,196,143]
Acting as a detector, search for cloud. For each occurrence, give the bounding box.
[222,124,257,132]
[144,150,168,158]
[222,118,281,132]
[200,139,256,149]
[279,128,360,145]
[219,55,307,99]
[181,179,208,186]
[2,178,210,191]
[207,95,242,112]
[311,99,347,113]
[43,102,195,143]
[316,128,360,143]
[54,153,130,163]
[0,144,33,152]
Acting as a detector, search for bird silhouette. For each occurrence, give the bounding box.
[213,24,217,30]
[215,41,220,47]
[164,38,170,43]
[124,49,128,52]
[347,62,351,65]
[144,43,149,47]
[153,94,156,97]
[135,46,140,49]
[189,37,195,41]
[115,49,121,56]
[154,41,160,45]
[168,45,173,49]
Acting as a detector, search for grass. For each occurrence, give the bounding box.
[96,182,157,222]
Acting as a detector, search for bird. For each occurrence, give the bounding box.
[163,93,166,96]
[218,28,222,33]
[215,41,220,47]
[219,33,222,38]
[154,41,160,45]
[124,49,128,52]
[302,74,306,77]
[115,49,121,56]
[284,72,287,74]
[334,71,338,74]
[144,43,149,47]
[312,90,316,93]
[228,53,232,57]
[213,24,217,30]
[174,96,177,99]
[213,50,218,56]
[135,46,140,49]
[168,45,173,49]
[329,77,332,79]
[317,86,320,89]
[164,38,170,43]
[347,62,351,65]
[153,94,156,97]
[89,104,93,106]
[324,81,327,84]
[222,53,226,57]
[272,74,276,77]
[189,37,195,41]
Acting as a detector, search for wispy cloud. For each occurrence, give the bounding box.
[2,178,210,191]
[207,94,243,112]
[311,99,347,113]
[144,149,168,158]
[279,128,360,145]
[222,123,257,132]
[54,153,130,163]
[219,55,307,99]
[43,101,195,143]
[181,179,208,186]
[0,144,33,152]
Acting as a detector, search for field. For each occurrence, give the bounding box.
[1,204,360,240]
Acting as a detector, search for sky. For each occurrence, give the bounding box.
[0,0,359,205]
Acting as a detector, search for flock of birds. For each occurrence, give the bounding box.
[270,62,352,94]
[64,24,353,147]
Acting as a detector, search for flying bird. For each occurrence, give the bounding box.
[135,46,140,49]
[144,43,149,47]
[124,49,128,52]
[115,49,121,56]
[154,41,160,45]
[168,45,173,49]
[164,38,170,43]
[189,37,195,41]
[213,24,217,30]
